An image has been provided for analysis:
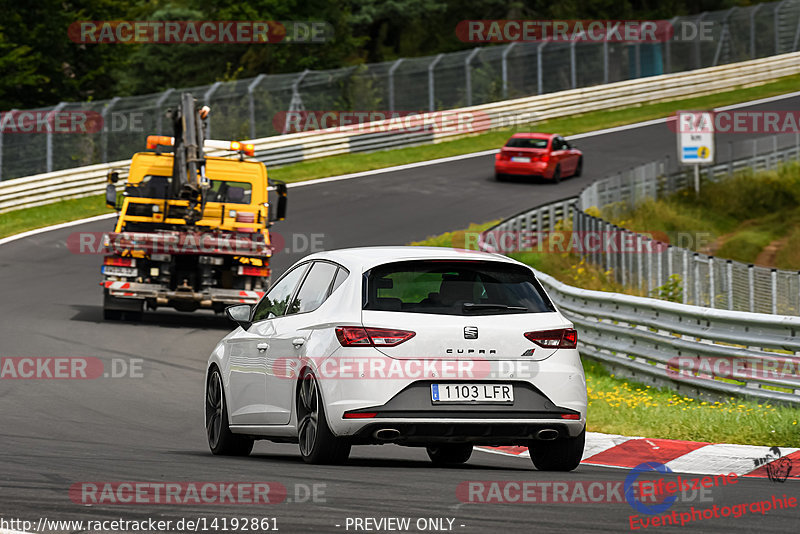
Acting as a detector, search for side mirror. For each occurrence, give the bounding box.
[269,180,288,222]
[105,184,118,210]
[225,304,252,330]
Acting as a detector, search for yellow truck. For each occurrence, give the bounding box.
[101,93,287,320]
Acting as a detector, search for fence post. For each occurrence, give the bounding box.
[203,81,223,138]
[694,12,708,69]
[748,264,755,312]
[247,74,266,140]
[713,8,735,66]
[501,43,516,99]
[46,102,67,173]
[775,1,784,55]
[570,40,578,88]
[727,260,734,310]
[664,17,678,74]
[428,54,444,112]
[708,256,715,308]
[101,96,120,163]
[155,88,175,134]
[464,48,480,106]
[772,269,778,314]
[388,58,405,112]
[537,41,548,94]
[751,4,763,58]
[603,40,609,84]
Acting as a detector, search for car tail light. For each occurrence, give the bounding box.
[560,413,580,420]
[335,327,416,347]
[540,153,550,163]
[524,328,577,349]
[104,256,136,267]
[343,412,377,419]
[238,266,269,277]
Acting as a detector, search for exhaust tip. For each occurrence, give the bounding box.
[536,429,560,441]
[373,428,402,441]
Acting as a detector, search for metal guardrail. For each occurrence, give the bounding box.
[535,269,800,406]
[3,51,800,213]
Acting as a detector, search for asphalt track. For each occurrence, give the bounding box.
[2,95,800,533]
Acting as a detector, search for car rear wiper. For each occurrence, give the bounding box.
[462,303,528,312]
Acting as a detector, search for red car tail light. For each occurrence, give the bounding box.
[524,328,577,349]
[335,327,416,347]
[560,413,581,420]
[343,412,377,419]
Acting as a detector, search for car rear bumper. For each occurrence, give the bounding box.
[495,160,550,177]
[349,420,584,445]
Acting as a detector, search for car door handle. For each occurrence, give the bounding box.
[292,338,305,348]
[257,343,269,352]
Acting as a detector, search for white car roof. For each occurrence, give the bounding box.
[298,246,523,273]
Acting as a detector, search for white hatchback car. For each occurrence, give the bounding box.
[205,246,587,469]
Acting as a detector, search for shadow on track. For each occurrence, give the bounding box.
[69,305,233,330]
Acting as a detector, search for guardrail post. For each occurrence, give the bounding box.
[772,269,778,314]
[537,41,548,94]
[682,249,689,304]
[428,54,444,112]
[637,234,644,293]
[101,96,120,163]
[619,228,627,287]
[46,102,67,173]
[694,253,701,306]
[727,260,734,310]
[748,264,755,312]
[708,256,715,308]
[155,88,175,134]
[247,74,266,140]
[501,43,516,99]
[751,4,762,58]
[464,48,480,107]
[203,81,223,138]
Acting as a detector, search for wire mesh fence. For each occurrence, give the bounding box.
[574,133,800,315]
[4,0,800,181]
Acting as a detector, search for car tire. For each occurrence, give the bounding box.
[426,443,473,465]
[529,427,585,471]
[297,371,351,464]
[574,157,583,177]
[552,166,561,184]
[205,367,254,456]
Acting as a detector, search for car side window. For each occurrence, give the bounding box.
[330,267,349,295]
[287,261,339,315]
[552,137,563,150]
[252,263,308,322]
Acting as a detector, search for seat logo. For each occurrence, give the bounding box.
[464,326,479,339]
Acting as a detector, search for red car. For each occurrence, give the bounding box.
[494,133,583,183]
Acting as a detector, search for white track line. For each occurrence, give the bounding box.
[5,89,800,246]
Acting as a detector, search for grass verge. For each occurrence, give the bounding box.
[4,73,800,239]
[410,225,800,446]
